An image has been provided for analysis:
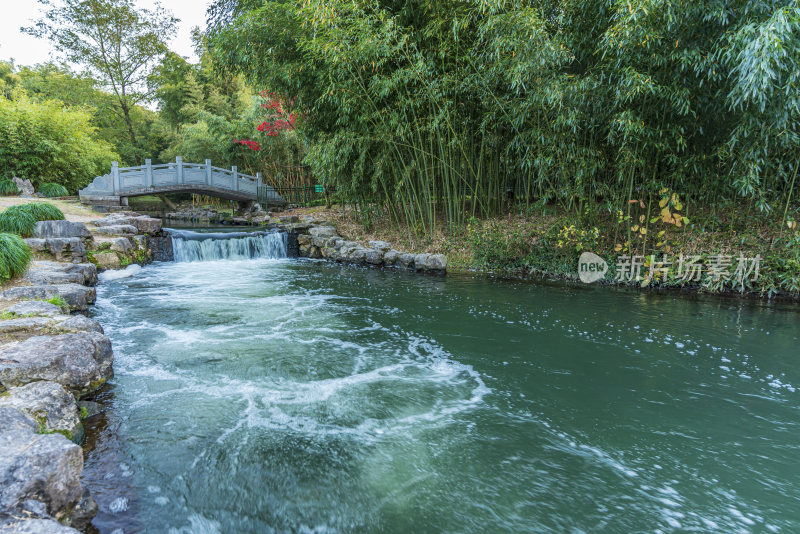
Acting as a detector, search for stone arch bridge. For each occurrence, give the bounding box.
[79,157,284,210]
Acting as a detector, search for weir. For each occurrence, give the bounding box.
[167,229,288,262]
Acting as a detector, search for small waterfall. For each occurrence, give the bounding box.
[168,229,288,262]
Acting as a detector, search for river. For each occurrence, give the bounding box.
[84,230,800,533]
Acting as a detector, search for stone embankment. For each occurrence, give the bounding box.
[276,215,448,273]
[0,214,162,532]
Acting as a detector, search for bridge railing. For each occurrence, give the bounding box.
[79,157,285,205]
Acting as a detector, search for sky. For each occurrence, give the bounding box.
[0,0,212,67]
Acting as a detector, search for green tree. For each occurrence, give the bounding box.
[24,0,178,163]
[0,91,119,192]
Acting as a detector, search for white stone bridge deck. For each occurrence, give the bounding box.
[79,157,283,207]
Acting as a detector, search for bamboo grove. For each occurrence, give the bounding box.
[206,0,800,234]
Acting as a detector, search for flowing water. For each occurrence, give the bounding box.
[85,233,800,533]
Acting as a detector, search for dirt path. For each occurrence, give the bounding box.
[0,197,102,223]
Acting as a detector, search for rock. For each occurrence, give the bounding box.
[92,225,137,236]
[130,216,161,235]
[308,226,338,238]
[11,178,35,197]
[0,284,95,312]
[0,382,83,443]
[280,215,300,223]
[426,253,448,271]
[76,400,104,419]
[365,249,385,265]
[60,487,97,531]
[383,249,400,266]
[368,241,392,252]
[309,246,322,259]
[0,518,80,533]
[58,316,103,334]
[110,237,133,253]
[3,301,63,317]
[92,252,121,270]
[397,253,416,269]
[23,238,86,262]
[297,234,311,246]
[0,332,113,397]
[347,247,367,263]
[311,236,330,248]
[0,407,84,521]
[33,222,91,240]
[24,262,97,286]
[0,315,103,338]
[414,253,432,270]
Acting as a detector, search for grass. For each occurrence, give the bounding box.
[0,233,32,281]
[0,202,65,237]
[45,295,68,309]
[0,179,20,196]
[37,183,69,198]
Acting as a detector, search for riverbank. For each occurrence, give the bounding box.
[0,206,165,532]
[289,205,800,300]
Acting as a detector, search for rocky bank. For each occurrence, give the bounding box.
[0,214,163,533]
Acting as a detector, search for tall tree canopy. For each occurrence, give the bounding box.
[206,0,800,233]
[23,0,178,162]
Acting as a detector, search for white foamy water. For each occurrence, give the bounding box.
[169,229,288,262]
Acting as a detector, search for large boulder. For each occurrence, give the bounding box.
[24,238,86,263]
[2,301,63,317]
[92,252,121,270]
[383,249,400,266]
[92,225,137,236]
[422,254,448,272]
[397,253,416,269]
[368,240,392,252]
[0,315,103,338]
[0,382,83,443]
[0,518,80,533]
[109,237,133,253]
[92,214,161,235]
[24,262,97,287]
[0,284,96,312]
[0,407,83,521]
[11,178,35,197]
[33,221,92,241]
[365,249,384,265]
[308,225,338,238]
[0,332,113,397]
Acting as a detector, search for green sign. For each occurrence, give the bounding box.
[314,185,324,193]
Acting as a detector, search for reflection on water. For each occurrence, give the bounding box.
[85,258,800,532]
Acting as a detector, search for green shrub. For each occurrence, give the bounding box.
[25,203,65,222]
[0,233,32,281]
[0,179,19,196]
[38,183,69,198]
[0,203,65,237]
[0,93,118,191]
[0,206,37,236]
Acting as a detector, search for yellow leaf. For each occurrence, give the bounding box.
[640,227,647,235]
[632,225,639,232]
[614,244,623,252]
[657,230,665,237]
[659,198,668,208]
[639,215,645,223]
[665,245,671,253]
[675,202,683,211]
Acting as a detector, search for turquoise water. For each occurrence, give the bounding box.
[86,255,800,533]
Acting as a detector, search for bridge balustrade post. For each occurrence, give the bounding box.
[232,166,239,192]
[205,159,212,185]
[112,161,120,193]
[145,159,153,189]
[176,156,184,184]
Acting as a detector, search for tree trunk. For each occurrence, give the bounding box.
[120,101,139,164]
